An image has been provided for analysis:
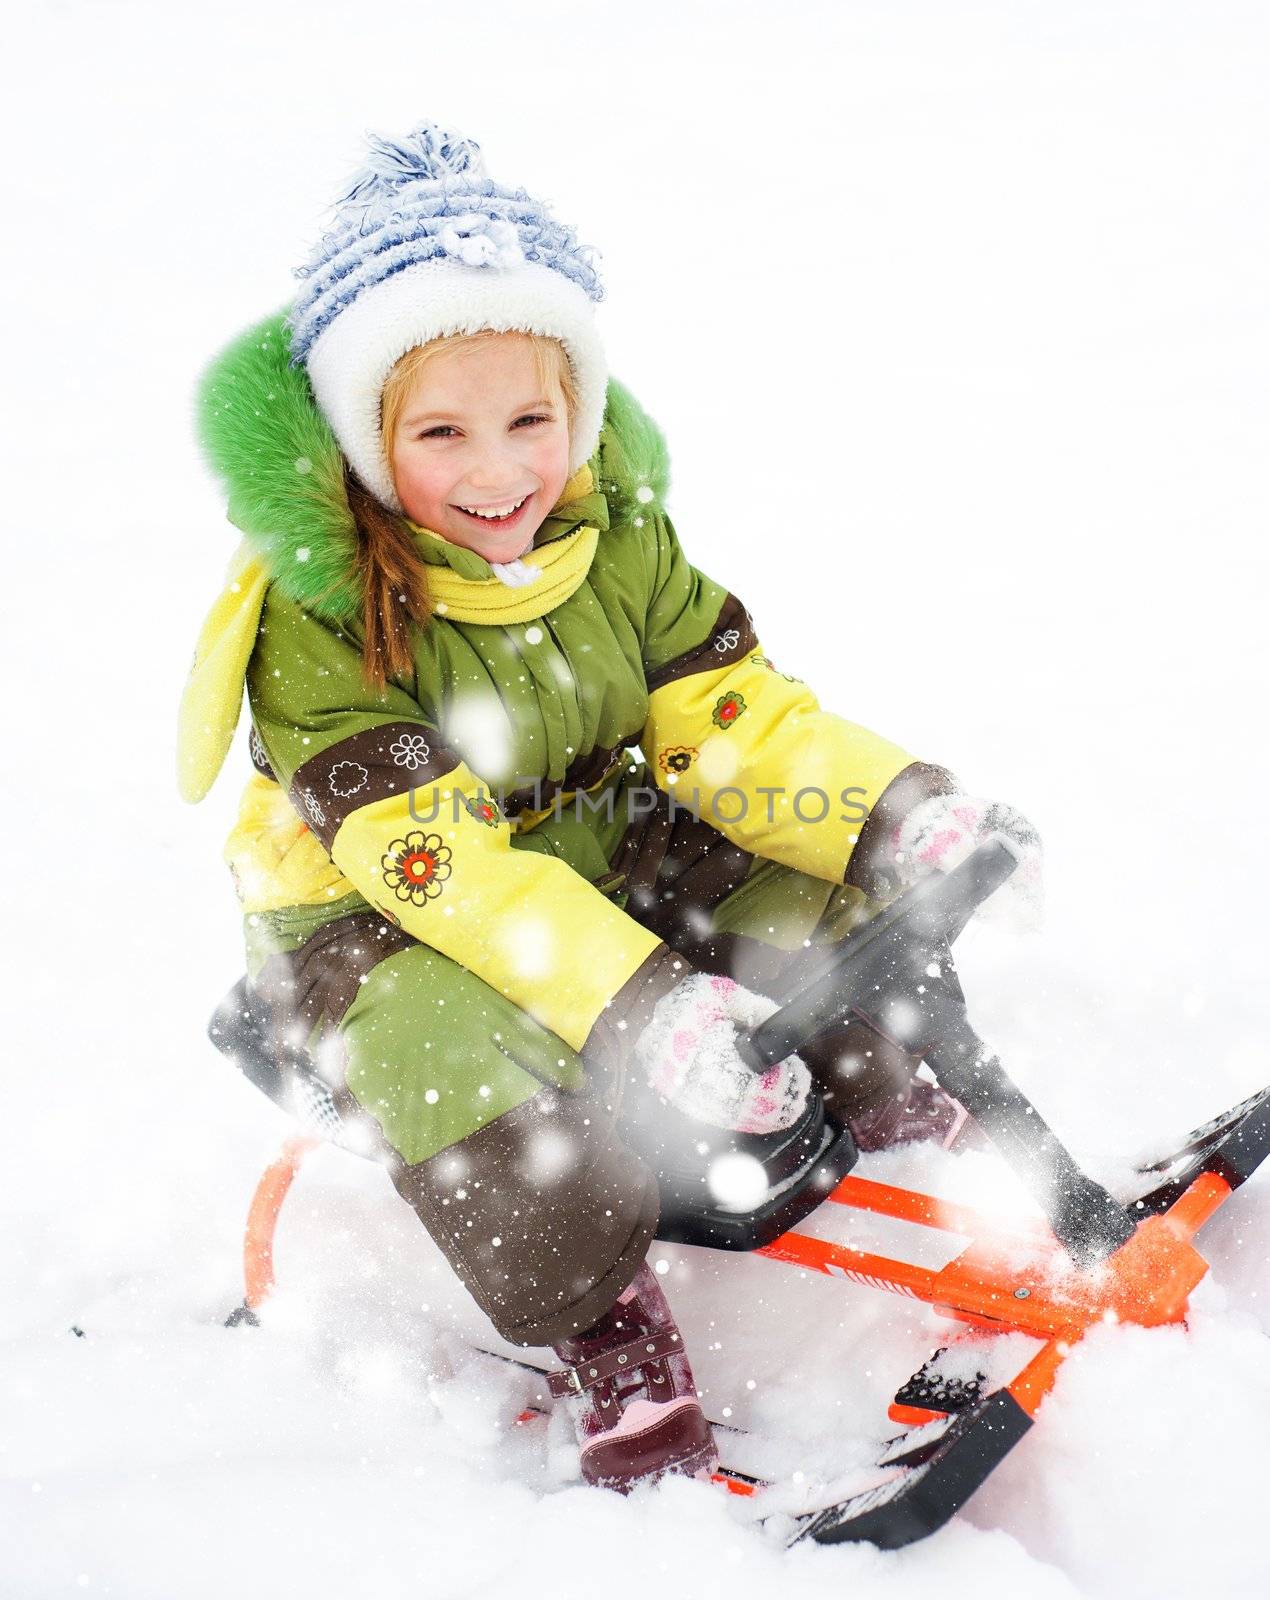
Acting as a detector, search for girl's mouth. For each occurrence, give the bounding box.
[452,493,533,531]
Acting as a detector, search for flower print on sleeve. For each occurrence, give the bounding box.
[390,732,433,770]
[711,691,747,729]
[658,745,698,776]
[382,831,453,906]
[328,760,370,799]
[464,795,502,827]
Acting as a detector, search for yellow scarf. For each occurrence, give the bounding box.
[177,465,600,803]
[420,523,598,623]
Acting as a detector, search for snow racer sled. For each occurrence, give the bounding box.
[208,838,1270,1550]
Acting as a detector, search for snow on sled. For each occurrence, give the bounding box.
[207,839,1270,1550]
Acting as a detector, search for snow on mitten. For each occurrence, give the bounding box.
[631,972,811,1135]
[891,793,1044,932]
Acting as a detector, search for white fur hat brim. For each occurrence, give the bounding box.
[303,256,607,512]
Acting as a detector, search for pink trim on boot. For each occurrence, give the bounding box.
[549,1263,719,1494]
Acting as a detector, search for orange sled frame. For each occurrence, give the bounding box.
[227,1087,1267,1548]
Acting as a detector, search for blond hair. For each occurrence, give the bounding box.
[348,330,577,691]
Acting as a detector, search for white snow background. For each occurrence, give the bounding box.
[3,2,1268,1596]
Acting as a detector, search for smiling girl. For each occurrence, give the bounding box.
[181,120,1041,1496]
[388,332,570,564]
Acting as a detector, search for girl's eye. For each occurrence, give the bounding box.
[419,415,550,440]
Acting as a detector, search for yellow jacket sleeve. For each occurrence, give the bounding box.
[640,510,921,886]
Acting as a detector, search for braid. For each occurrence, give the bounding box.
[345,466,433,692]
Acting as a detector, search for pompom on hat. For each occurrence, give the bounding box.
[285,120,608,513]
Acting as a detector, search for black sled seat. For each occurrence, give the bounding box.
[207,975,857,1252]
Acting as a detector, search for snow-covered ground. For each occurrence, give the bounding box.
[4,3,1268,1596]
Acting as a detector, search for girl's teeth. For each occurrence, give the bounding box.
[458,497,527,520]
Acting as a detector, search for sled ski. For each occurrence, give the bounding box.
[209,837,1270,1551]
[755,1080,1267,1547]
[761,1079,1269,1547]
[1121,1084,1270,1215]
[789,1390,1032,1549]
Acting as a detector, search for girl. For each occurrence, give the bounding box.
[179,121,1041,1495]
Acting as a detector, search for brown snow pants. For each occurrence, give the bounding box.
[250,758,883,1347]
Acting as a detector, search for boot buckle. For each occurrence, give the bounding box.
[547,1363,586,1398]
[548,1328,681,1399]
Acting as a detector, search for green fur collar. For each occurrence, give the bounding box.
[194,306,671,624]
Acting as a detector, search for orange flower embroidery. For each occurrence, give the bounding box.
[382,831,453,907]
[658,745,698,775]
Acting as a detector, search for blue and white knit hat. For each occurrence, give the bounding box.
[286,121,608,513]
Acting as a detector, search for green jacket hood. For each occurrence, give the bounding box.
[193,306,672,624]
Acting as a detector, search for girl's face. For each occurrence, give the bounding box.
[389,334,571,563]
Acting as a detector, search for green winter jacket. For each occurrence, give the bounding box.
[182,307,920,1060]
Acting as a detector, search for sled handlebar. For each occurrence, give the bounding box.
[735,836,1138,1266]
[738,836,1020,1071]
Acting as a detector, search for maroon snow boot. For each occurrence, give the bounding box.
[848,1076,982,1153]
[547,1263,718,1494]
[799,1017,983,1153]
